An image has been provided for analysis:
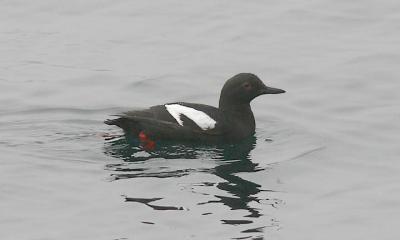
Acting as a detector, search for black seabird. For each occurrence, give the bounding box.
[105,73,285,147]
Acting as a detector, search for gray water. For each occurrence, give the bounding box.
[1,1,400,239]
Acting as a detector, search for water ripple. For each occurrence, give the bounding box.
[103,135,283,238]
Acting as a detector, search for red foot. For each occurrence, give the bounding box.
[138,131,148,142]
[138,131,156,151]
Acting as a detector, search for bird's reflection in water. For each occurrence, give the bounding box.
[103,135,281,239]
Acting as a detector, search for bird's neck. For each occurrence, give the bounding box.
[219,95,255,121]
[219,103,256,139]
[219,103,255,122]
[219,102,249,111]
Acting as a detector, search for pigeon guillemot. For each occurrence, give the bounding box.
[105,73,285,147]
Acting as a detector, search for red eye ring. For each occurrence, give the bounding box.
[243,82,251,90]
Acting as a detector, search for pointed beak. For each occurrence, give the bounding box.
[259,85,286,95]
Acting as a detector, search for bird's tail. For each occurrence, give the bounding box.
[104,117,141,135]
[104,118,118,125]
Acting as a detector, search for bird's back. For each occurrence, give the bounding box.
[105,102,230,142]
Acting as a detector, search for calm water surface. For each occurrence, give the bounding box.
[1,1,400,240]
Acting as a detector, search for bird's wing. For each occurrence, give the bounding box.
[105,105,228,140]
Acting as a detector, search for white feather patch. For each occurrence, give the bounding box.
[165,104,216,130]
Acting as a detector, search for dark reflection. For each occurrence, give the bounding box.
[103,135,280,239]
[123,196,185,211]
[141,221,155,225]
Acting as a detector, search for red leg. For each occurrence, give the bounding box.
[138,131,156,151]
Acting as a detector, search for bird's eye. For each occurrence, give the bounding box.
[243,82,251,90]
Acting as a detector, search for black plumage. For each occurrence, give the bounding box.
[105,73,285,143]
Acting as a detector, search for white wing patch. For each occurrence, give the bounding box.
[165,104,216,130]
